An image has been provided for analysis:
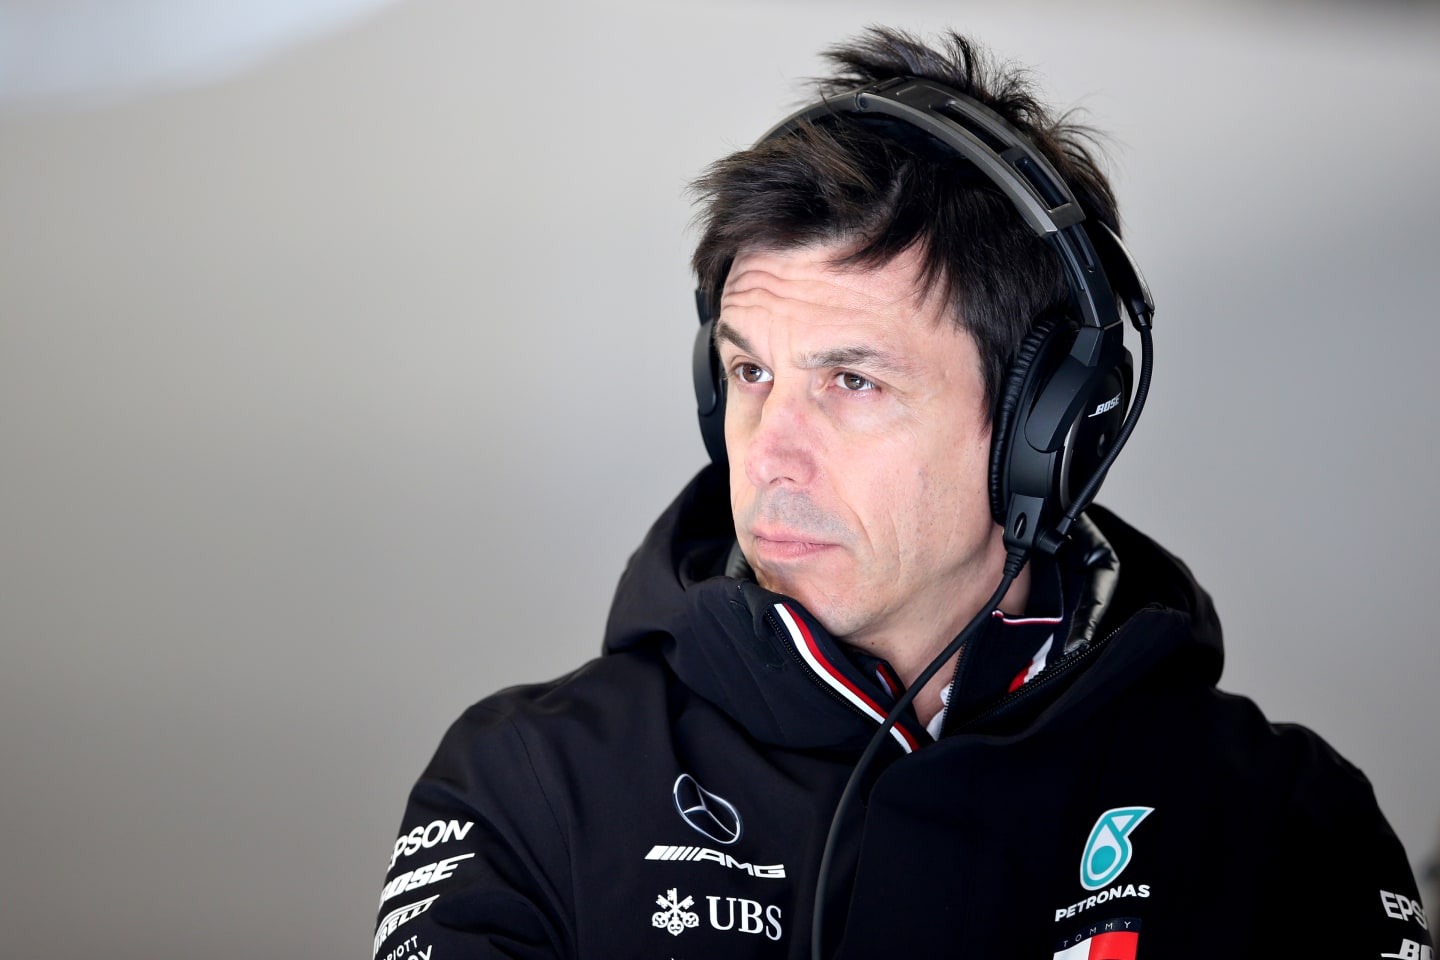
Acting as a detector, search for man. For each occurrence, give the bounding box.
[373,28,1431,959]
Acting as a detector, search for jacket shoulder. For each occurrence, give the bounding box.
[1196,689,1388,817]
[1191,690,1430,953]
[465,649,672,726]
[413,649,675,849]
[374,651,674,960]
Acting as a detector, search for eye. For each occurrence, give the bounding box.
[837,372,876,392]
[732,362,772,385]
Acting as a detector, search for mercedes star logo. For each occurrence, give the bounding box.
[672,773,742,845]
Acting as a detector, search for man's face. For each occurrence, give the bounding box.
[719,243,1004,650]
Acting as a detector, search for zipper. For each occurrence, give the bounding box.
[956,623,1124,731]
[764,606,868,713]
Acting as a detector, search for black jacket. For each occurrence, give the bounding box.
[374,466,1432,959]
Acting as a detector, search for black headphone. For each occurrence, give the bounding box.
[692,77,1155,556]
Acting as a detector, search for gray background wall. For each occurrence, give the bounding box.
[1,0,1436,956]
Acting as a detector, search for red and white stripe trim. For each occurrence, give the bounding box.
[775,603,920,754]
[874,663,901,699]
[1008,634,1055,692]
[992,610,1063,626]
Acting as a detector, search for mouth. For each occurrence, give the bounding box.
[749,531,838,562]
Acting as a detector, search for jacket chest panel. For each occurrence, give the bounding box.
[567,723,847,958]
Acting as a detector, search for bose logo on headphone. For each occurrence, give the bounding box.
[1088,394,1122,418]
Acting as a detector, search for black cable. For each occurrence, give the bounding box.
[809,550,1025,960]
[807,324,1154,958]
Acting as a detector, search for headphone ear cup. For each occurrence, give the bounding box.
[990,313,1133,551]
[693,315,728,466]
[1061,350,1131,510]
[988,315,1067,524]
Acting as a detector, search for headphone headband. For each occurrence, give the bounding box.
[763,79,1084,236]
[760,78,1152,336]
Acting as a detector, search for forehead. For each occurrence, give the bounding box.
[720,243,949,334]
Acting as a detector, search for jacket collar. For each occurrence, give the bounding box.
[603,465,1223,751]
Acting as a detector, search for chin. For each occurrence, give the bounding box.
[767,576,862,637]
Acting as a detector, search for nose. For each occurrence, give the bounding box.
[740,385,819,489]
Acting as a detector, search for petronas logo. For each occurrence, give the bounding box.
[1080,806,1153,891]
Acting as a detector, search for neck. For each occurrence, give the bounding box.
[886,562,1031,727]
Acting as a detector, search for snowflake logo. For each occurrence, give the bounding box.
[651,888,700,937]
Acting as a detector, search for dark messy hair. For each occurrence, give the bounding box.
[689,28,1120,413]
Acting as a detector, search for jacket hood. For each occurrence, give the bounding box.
[603,464,1224,749]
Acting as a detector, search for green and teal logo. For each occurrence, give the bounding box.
[1080,806,1153,891]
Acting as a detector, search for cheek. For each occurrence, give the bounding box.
[904,431,995,543]
[728,461,753,516]
[847,454,938,556]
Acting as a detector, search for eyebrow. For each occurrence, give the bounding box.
[713,319,916,376]
[712,319,757,357]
